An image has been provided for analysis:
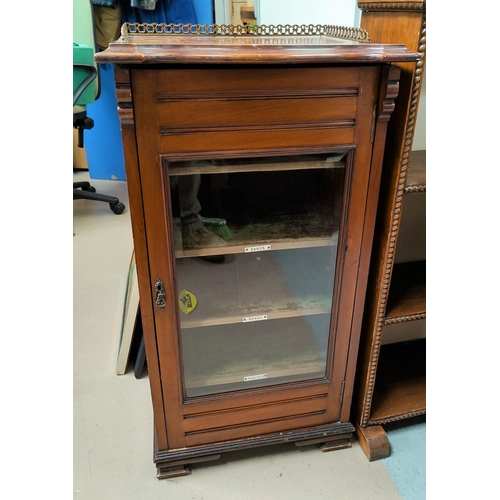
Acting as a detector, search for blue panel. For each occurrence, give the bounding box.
[382,417,426,500]
[192,0,214,23]
[84,63,126,181]
[84,1,214,180]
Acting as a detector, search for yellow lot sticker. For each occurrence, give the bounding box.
[179,289,197,315]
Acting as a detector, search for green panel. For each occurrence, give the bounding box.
[73,0,95,46]
[73,0,97,104]
[74,43,95,105]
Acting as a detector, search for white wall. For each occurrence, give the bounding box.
[213,0,424,146]
[412,68,426,151]
[258,0,359,27]
[215,1,361,29]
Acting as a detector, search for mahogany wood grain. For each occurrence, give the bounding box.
[131,69,188,449]
[155,421,355,472]
[156,465,191,479]
[182,380,330,416]
[113,66,169,451]
[159,97,357,131]
[156,454,221,478]
[294,434,353,451]
[158,126,356,154]
[152,66,362,96]
[99,27,417,476]
[320,439,352,452]
[184,395,327,433]
[340,64,401,424]
[184,413,332,447]
[95,34,419,65]
[354,424,390,461]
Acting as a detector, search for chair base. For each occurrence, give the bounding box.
[73,181,125,214]
[73,181,125,215]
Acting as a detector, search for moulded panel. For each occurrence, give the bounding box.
[159,127,355,154]
[158,97,357,131]
[152,67,361,96]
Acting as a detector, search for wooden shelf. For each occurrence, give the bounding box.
[405,150,426,194]
[182,315,330,397]
[368,339,426,424]
[174,218,339,258]
[176,246,336,328]
[384,260,426,324]
[168,154,345,176]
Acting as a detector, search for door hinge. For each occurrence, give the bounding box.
[370,105,377,143]
[340,380,346,405]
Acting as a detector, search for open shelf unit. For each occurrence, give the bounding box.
[385,259,426,323]
[354,0,426,462]
[369,338,426,423]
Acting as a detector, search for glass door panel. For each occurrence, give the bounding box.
[166,153,346,397]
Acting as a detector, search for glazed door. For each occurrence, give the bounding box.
[131,65,381,449]
[161,151,355,448]
[167,153,346,398]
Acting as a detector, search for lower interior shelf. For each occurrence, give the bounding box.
[176,245,336,397]
[182,315,330,397]
[369,338,426,424]
[385,260,426,323]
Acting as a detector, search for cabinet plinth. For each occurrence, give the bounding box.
[96,24,418,476]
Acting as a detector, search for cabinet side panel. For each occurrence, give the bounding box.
[130,69,188,449]
[114,66,169,449]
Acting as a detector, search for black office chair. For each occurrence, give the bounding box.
[73,4,125,215]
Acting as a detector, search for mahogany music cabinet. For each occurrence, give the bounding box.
[96,23,419,478]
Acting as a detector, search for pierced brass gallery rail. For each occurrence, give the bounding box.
[120,23,370,42]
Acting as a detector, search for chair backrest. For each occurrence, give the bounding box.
[73,0,99,107]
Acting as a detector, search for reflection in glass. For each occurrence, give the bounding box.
[167,154,346,397]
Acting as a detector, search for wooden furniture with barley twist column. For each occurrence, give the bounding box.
[353,0,426,461]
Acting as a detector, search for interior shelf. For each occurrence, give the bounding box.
[169,156,345,258]
[368,338,426,424]
[384,260,426,324]
[182,316,330,397]
[405,149,426,194]
[174,218,339,258]
[168,154,346,176]
[176,246,336,328]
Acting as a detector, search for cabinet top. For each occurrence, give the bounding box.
[95,23,420,65]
